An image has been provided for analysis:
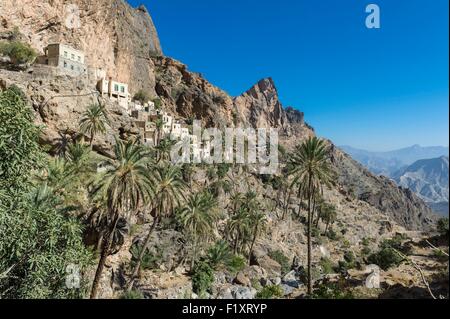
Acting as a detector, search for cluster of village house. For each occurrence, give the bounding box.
[38,43,209,157]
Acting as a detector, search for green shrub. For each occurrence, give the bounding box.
[216,163,231,179]
[133,90,150,104]
[130,244,163,271]
[367,248,404,271]
[433,249,449,262]
[319,257,334,275]
[225,255,247,274]
[0,40,36,64]
[120,290,144,299]
[256,285,284,299]
[337,251,357,273]
[312,281,354,299]
[361,246,372,257]
[268,250,291,275]
[326,228,339,241]
[206,240,232,270]
[192,261,215,296]
[437,218,449,238]
[311,226,321,238]
[153,98,162,109]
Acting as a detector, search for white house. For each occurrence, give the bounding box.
[97,77,130,110]
[40,43,86,76]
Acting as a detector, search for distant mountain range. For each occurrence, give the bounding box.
[340,145,449,217]
[340,145,449,177]
[393,156,449,216]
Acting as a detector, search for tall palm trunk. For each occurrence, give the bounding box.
[191,235,197,270]
[127,215,159,291]
[248,223,259,265]
[233,233,239,255]
[90,212,120,299]
[307,176,313,296]
[89,132,94,148]
[315,210,321,228]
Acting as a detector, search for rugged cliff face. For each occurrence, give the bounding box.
[0,0,444,300]
[0,0,162,95]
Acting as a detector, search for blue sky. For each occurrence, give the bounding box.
[128,0,448,151]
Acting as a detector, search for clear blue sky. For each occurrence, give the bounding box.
[128,0,449,151]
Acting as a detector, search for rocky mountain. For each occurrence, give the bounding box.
[393,156,449,216]
[330,147,437,230]
[0,0,444,299]
[0,0,162,95]
[340,145,449,177]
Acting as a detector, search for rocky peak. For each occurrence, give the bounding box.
[234,77,288,130]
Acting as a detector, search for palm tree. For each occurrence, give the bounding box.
[154,117,164,145]
[246,192,267,264]
[155,138,175,164]
[79,103,109,148]
[228,192,244,216]
[288,137,333,295]
[227,206,251,255]
[89,138,154,299]
[128,164,186,289]
[178,191,218,269]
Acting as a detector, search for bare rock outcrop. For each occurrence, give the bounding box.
[0,67,138,157]
[0,0,162,95]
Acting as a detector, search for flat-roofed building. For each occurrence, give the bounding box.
[41,43,86,76]
[97,77,130,110]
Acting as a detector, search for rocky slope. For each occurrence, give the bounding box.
[0,0,162,95]
[331,147,438,230]
[0,0,444,299]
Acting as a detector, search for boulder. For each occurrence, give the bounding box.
[256,255,282,276]
[231,286,257,299]
[234,272,251,287]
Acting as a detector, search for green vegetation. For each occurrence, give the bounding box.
[367,248,404,271]
[0,87,91,298]
[256,285,284,299]
[191,261,215,296]
[79,104,109,147]
[130,244,163,271]
[205,240,233,270]
[312,281,354,299]
[225,255,247,274]
[178,191,219,269]
[319,257,334,275]
[367,236,408,271]
[337,251,357,273]
[0,40,36,65]
[133,90,151,104]
[288,137,334,295]
[128,165,185,287]
[437,218,449,238]
[119,290,144,299]
[89,138,154,298]
[268,250,291,275]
